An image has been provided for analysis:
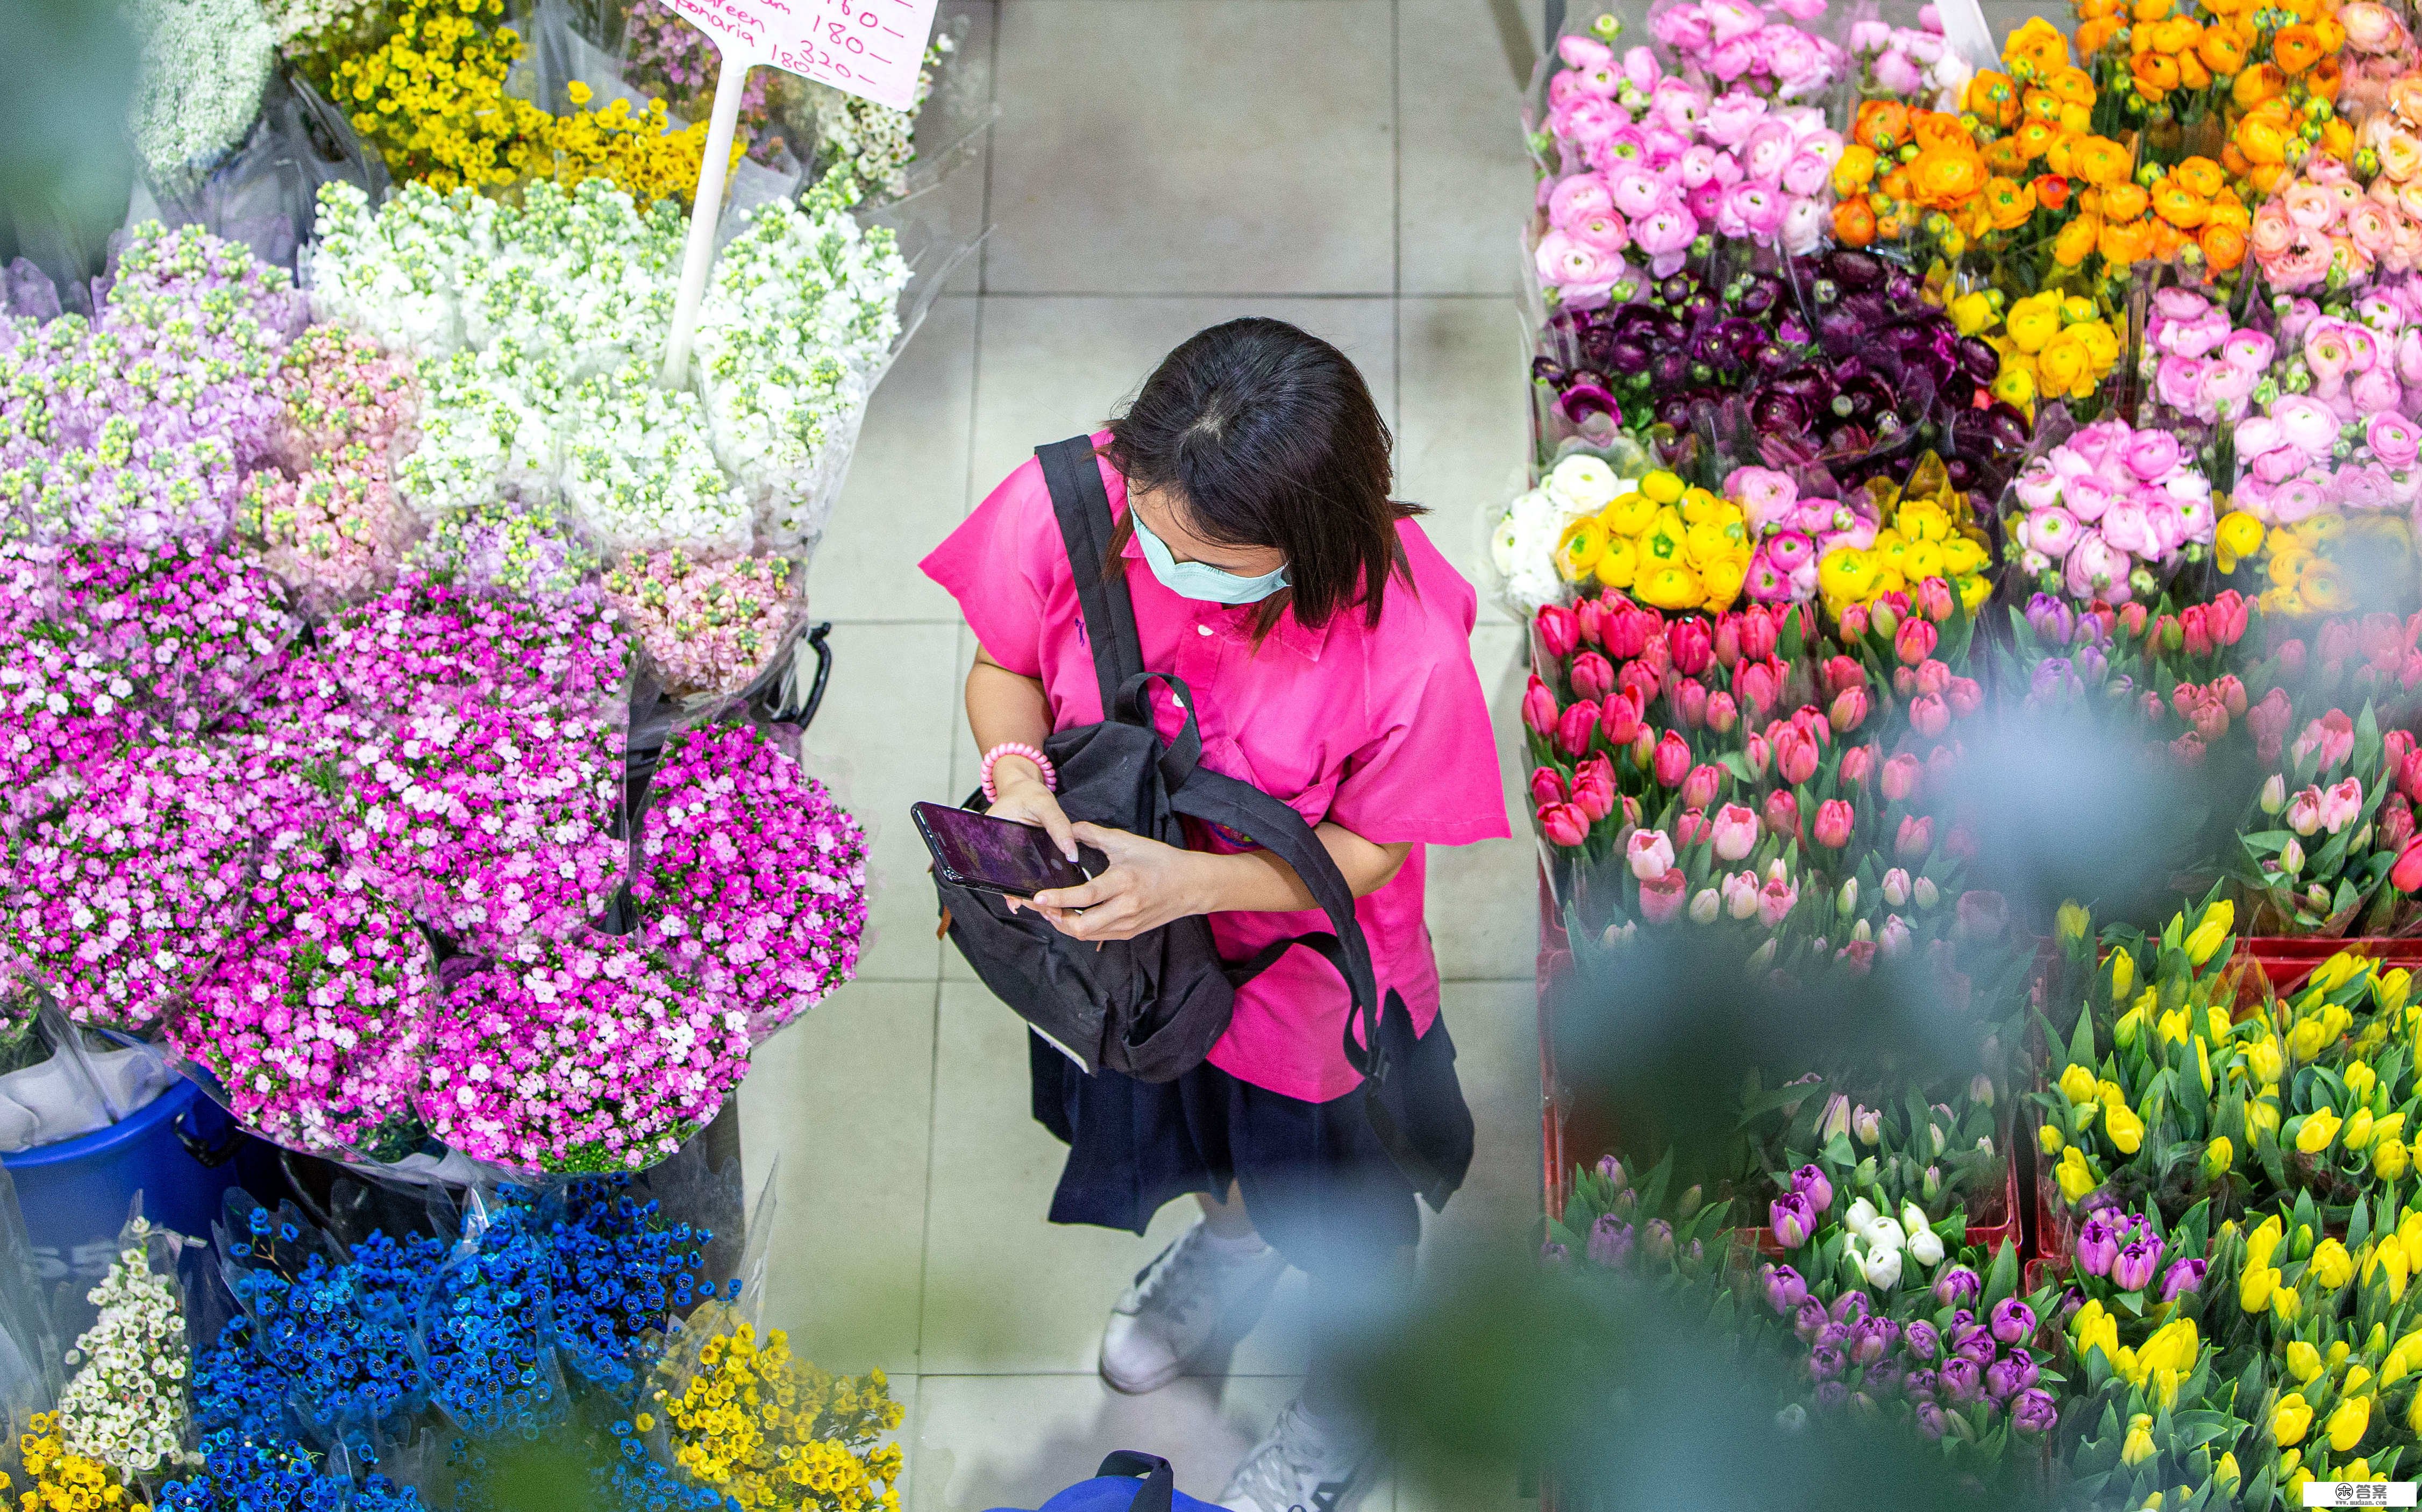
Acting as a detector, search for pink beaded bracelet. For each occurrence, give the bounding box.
[980,742,1057,805]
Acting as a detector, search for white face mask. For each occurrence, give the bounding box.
[1130,510,1290,605]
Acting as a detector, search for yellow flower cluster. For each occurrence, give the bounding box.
[1813,454,1993,624]
[2072,1303,2202,1407]
[1553,469,1750,612]
[318,0,738,204]
[647,1321,904,1511]
[1946,286,2121,416]
[2246,512,2416,617]
[5,1416,144,1512]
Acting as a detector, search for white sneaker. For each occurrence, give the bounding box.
[1217,1394,1380,1512]
[1099,1220,1288,1394]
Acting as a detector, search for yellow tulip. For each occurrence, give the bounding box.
[2059,1064,2098,1106]
[2274,1392,2314,1447]
[2240,1263,2277,1313]
[2313,1238,2356,1290]
[2249,1215,2286,1269]
[2286,1340,2324,1383]
[2252,1097,2282,1136]
[2104,1101,2146,1154]
[2110,949,2135,1002]
[2288,1016,2330,1061]
[2214,1452,2241,1493]
[2184,916,2231,966]
[2156,1008,2191,1047]
[2345,1061,2378,1103]
[2039,1124,2065,1154]
[2347,1108,2376,1150]
[2249,1038,2284,1086]
[2379,1138,2411,1180]
[2328,1395,2371,1452]
[2299,1109,2344,1154]
[2057,1145,2097,1202]
[2274,1284,2303,1323]
[2121,1412,2157,1465]
[2203,1135,2234,1178]
[2312,952,2366,992]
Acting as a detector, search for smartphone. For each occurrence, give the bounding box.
[913,802,1106,900]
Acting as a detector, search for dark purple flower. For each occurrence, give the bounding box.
[1808,1345,1847,1381]
[1587,1214,1634,1268]
[1937,1356,1984,1404]
[1913,1401,1947,1439]
[1933,1267,1981,1309]
[1791,1164,1834,1215]
[1763,1264,1808,1316]
[1902,1320,1941,1364]
[1794,1299,1830,1344]
[2076,1213,2121,1279]
[2111,1237,2164,1295]
[1863,1356,1905,1397]
[2161,1257,2209,1303]
[1595,1156,1624,1186]
[1985,1350,2036,1402]
[1814,1380,1850,1411]
[1830,1290,1870,1324]
[1555,381,1621,430]
[1955,1328,1997,1366]
[1990,1298,2036,1345]
[1904,1368,1938,1404]
[2013,1387,2058,1436]
[1768,1192,1816,1249]
[1815,1323,1851,1352]
[1850,1317,1898,1366]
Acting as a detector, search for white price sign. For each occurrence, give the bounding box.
[2303,1484,2419,1507]
[654,0,939,111]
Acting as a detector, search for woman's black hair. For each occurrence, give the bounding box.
[1103,317,1422,639]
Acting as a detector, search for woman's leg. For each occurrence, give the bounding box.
[1100,1181,1286,1394]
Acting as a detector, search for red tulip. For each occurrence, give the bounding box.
[1894,618,1939,667]
[1556,699,1600,759]
[1813,798,1855,849]
[1880,753,1921,802]
[1572,754,1616,821]
[1705,691,1739,734]
[1775,726,1820,785]
[1914,659,1952,697]
[1528,767,1566,810]
[1537,604,1580,661]
[1763,789,1801,840]
[1946,677,1984,718]
[1738,605,1779,662]
[1601,689,1645,746]
[1894,814,1934,857]
[1638,868,1689,924]
[1677,679,1709,729]
[1669,619,1714,676]
[1569,651,1614,703]
[1828,685,1870,736]
[1522,676,1559,738]
[1540,801,1591,848]
[1575,596,1610,648]
[2394,837,2422,893]
[1840,743,1876,788]
[1712,615,1742,669]
[1682,762,1724,810]
[1908,694,1949,739]
[1653,731,1692,787]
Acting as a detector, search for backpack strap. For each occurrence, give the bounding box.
[1091,1452,1175,1512]
[1164,758,1459,1211]
[1036,437,1145,715]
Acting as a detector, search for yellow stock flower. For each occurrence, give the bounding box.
[2274,1393,2314,1447]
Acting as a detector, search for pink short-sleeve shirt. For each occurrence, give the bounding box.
[921,436,1511,1103]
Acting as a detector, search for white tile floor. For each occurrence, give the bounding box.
[737,3,2054,1507]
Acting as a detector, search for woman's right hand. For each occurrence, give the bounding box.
[988,759,1080,868]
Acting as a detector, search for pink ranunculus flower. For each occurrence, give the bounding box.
[1721,182,1787,238]
[1781,150,1832,197]
[2021,505,2082,559]
[2250,202,2296,258]
[2222,329,2276,374]
[2154,354,2209,417]
[1678,143,1722,188]
[1549,174,1616,228]
[1742,121,1796,183]
[2371,410,2422,467]
[2306,318,2358,383]
[1872,48,1924,94]
[2011,458,2062,512]
[2062,474,2114,523]
[1702,0,1764,42]
[2353,365,2404,417]
[2274,395,2343,455]
[1609,169,1665,219]
[2123,429,2185,481]
[1779,199,1827,254]
[1572,213,1632,252]
[1558,34,1615,68]
[1702,91,1770,147]
[1651,2,1714,53]
[2200,360,2257,418]
[2064,531,2129,602]
[2271,475,2330,523]
[1727,465,1798,526]
[2099,499,2159,558]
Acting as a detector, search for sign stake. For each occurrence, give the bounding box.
[661,48,750,391]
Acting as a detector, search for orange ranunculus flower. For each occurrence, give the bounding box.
[2174,155,2224,197]
[1834,198,1878,247]
[1912,112,1975,153]
[2207,192,2249,229]
[2133,0,2171,21]
[2149,220,2188,261]
[1984,137,2032,175]
[1874,208,1907,240]
[2054,213,2102,266]
[2022,89,2066,125]
[2222,142,2248,176]
[1879,165,1914,201]
[2076,16,2126,55]
[2006,16,2074,73]
[2047,66,2098,106]
[2077,184,2104,217]
[2277,0,2318,20]
[2313,55,2342,101]
[2153,182,2211,226]
[2200,220,2248,269]
[2204,0,2247,15]
[2072,134,2134,184]
[1983,176,2039,228]
[2047,134,2078,176]
[2321,115,2354,159]
[2236,113,2289,164]
[2178,51,2212,89]
[2198,24,2248,72]
[1912,145,1989,207]
[2316,16,2348,53]
[1833,144,1880,195]
[1966,70,2021,126]
[2013,120,2061,162]
[2101,217,2156,266]
[2034,173,2072,211]
[2247,161,2286,194]
[2133,51,2182,97]
[2234,62,2286,107]
[1855,99,1911,152]
[2275,23,2325,73]
[2149,16,2202,52]
[2060,102,2094,133]
[2100,181,2152,220]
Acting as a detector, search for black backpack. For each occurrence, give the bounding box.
[933,437,1461,1209]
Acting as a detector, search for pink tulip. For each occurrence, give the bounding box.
[2402,747,2422,804]
[1639,869,1689,924]
[1677,679,1710,729]
[1712,616,1742,668]
[1572,755,1617,821]
[1669,619,1715,676]
[1529,767,1567,810]
[1775,726,1820,785]
[1523,676,1559,738]
[1894,814,1934,858]
[1682,762,1724,810]
[2321,776,2364,835]
[2213,674,2249,719]
[1721,870,1759,919]
[1739,607,1779,662]
[2383,794,2416,852]
[2396,838,2422,893]
[1896,618,1939,666]
[1744,731,1772,779]
[1822,656,1867,696]
[1571,651,1615,703]
[1618,659,1662,708]
[1735,660,1780,719]
[1944,677,1983,719]
[1757,874,1799,928]
[1828,685,1869,736]
[1913,659,1953,697]
[1627,828,1676,880]
[1601,689,1645,746]
[1917,576,1956,623]
[1653,731,1692,786]
[1557,700,1601,759]
[1575,597,1611,649]
[1540,802,1591,847]
[1813,799,1855,850]
[1908,694,1949,739]
[1538,604,1580,660]
[1880,753,1921,802]
[1674,807,1708,848]
[2292,710,2357,773]
[1763,789,1801,841]
[1705,691,1740,734]
[1711,803,1760,861]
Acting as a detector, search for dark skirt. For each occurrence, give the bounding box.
[1028,1014,1476,1283]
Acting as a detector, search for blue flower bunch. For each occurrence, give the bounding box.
[159,1430,425,1510]
[550,1186,724,1390]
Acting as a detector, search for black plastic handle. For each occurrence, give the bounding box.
[177,1105,243,1169]
[1093,1451,1175,1512]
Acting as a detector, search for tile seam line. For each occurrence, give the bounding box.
[958,290,1509,300]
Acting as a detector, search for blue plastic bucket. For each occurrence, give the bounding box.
[3,1078,243,1288]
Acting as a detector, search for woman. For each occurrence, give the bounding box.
[921,318,1507,1512]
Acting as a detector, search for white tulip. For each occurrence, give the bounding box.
[1860,1243,1903,1289]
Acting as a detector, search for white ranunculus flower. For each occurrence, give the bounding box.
[1545,453,1621,514]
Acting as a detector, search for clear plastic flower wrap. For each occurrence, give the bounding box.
[602,547,809,700]
[54,1211,194,1479]
[124,0,277,201]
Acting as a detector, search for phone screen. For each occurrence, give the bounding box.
[913,803,1098,897]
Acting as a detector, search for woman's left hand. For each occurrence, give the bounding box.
[1027,822,1213,943]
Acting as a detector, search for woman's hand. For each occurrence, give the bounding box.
[1027,822,1213,942]
[987,759,1079,865]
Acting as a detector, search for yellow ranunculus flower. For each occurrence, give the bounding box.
[1593,538,1640,589]
[1948,290,1996,334]
[1603,493,1659,535]
[1639,470,1684,504]
[1635,566,1702,611]
[2298,1109,2344,1154]
[2006,293,2063,354]
[2328,1395,2372,1453]
[2312,1238,2355,1290]
[1992,365,2037,410]
[2216,510,2264,571]
[2059,1064,2098,1106]
[2274,1393,2314,1447]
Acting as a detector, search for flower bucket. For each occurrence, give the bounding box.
[3,1078,242,1290]
[2229,935,2422,997]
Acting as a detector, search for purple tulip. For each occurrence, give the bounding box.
[1542,1241,1569,1264]
[1850,1317,1899,1366]
[2111,1237,2164,1295]
[1815,1323,1851,1352]
[1985,1349,2039,1402]
[2025,593,2076,647]
[1815,1381,1850,1411]
[2074,642,2108,684]
[1587,1214,1634,1268]
[2013,1387,2058,1437]
[1956,1328,1998,1366]
[1902,1320,1941,1364]
[1808,1345,1847,1381]
[1791,1164,1834,1215]
[1990,1298,2036,1345]
[1793,1300,1829,1344]
[1595,1156,1625,1187]
[2160,1257,2208,1303]
[1864,1356,1905,1397]
[1937,1356,1984,1404]
[1763,1264,1808,1316]
[2029,657,2082,703]
[1768,1192,1816,1249]
[2056,1285,2088,1322]
[1831,1290,1870,1324]
[1904,1368,1939,1404]
[1644,1220,1675,1262]
[1934,1267,1981,1308]
[2075,1213,2120,1279]
[1914,1401,1947,1440]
